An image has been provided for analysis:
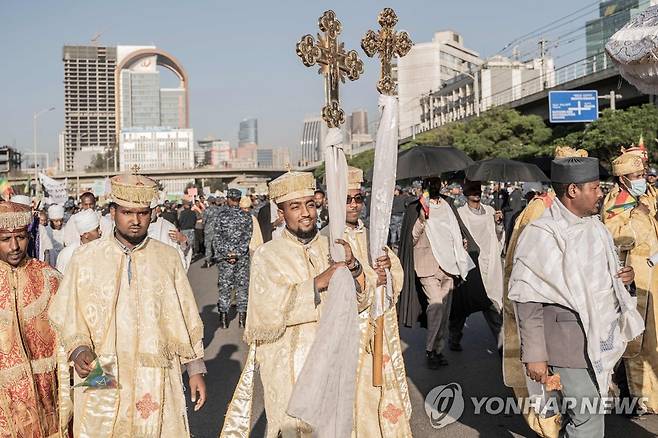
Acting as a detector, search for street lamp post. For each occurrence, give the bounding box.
[33,106,55,194]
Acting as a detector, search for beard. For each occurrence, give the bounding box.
[115,227,148,246]
[290,226,317,241]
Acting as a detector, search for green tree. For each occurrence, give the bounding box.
[402,107,552,160]
[552,104,658,166]
[87,150,116,172]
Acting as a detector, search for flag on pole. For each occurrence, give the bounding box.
[0,178,14,201]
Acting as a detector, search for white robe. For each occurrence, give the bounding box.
[425,200,475,279]
[56,241,79,273]
[62,210,113,246]
[148,217,191,271]
[458,204,504,309]
[40,225,64,266]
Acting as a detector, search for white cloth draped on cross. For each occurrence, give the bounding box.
[287,128,361,438]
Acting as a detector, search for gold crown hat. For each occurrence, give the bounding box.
[0,201,32,231]
[268,171,316,204]
[612,152,645,176]
[348,166,364,190]
[110,173,159,208]
[554,145,588,158]
[621,137,648,162]
[239,196,252,209]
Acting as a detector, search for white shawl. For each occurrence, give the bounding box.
[425,200,475,279]
[287,128,360,438]
[508,199,644,395]
[148,217,191,271]
[458,204,504,309]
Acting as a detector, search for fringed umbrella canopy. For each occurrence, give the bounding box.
[606,5,658,94]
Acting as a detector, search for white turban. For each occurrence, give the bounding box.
[10,195,31,206]
[47,204,64,220]
[74,209,99,235]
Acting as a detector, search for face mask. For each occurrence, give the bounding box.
[627,178,647,197]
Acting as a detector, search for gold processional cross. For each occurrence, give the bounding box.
[296,10,364,127]
[362,8,412,388]
[361,8,413,95]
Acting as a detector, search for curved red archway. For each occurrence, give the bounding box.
[115,48,189,139]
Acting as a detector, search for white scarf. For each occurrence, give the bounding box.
[287,128,360,438]
[425,200,475,278]
[508,199,644,395]
[458,204,504,308]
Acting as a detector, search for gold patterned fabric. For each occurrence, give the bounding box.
[48,237,204,437]
[0,202,32,231]
[110,174,158,208]
[341,223,412,437]
[347,166,364,190]
[502,194,560,438]
[268,172,316,205]
[226,229,327,437]
[612,153,645,176]
[223,226,404,437]
[0,258,66,438]
[602,184,658,413]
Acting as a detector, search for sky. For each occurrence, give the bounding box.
[0,0,593,162]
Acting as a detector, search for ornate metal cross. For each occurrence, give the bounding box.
[361,8,413,95]
[296,10,364,128]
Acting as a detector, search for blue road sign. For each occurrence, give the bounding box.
[548,90,599,123]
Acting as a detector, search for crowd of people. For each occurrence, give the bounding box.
[3,141,658,437]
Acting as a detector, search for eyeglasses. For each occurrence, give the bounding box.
[346,195,364,205]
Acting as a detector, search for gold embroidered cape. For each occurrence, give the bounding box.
[0,258,64,438]
[602,184,658,413]
[341,223,412,437]
[502,195,560,438]
[48,237,204,437]
[222,227,402,437]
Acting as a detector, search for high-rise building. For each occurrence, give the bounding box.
[256,148,274,168]
[273,148,290,168]
[116,46,191,171]
[586,0,656,72]
[0,146,22,174]
[119,128,194,171]
[397,31,482,138]
[349,110,369,135]
[197,139,231,167]
[297,116,327,166]
[160,88,186,128]
[238,118,258,147]
[62,45,117,172]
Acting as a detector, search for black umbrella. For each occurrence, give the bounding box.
[465,158,548,182]
[395,145,473,181]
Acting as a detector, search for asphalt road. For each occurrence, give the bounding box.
[184,259,658,437]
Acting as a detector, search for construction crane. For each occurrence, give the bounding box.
[90,30,108,46]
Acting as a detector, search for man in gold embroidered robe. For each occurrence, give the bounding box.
[48,174,207,438]
[601,151,658,413]
[0,201,67,438]
[221,171,371,437]
[334,167,412,437]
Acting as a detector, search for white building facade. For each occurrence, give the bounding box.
[119,128,194,172]
[397,31,481,139]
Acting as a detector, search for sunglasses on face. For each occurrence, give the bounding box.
[346,195,364,205]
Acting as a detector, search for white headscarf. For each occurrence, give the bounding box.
[74,209,99,235]
[47,204,64,220]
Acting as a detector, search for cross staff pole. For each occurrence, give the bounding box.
[362,7,412,388]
